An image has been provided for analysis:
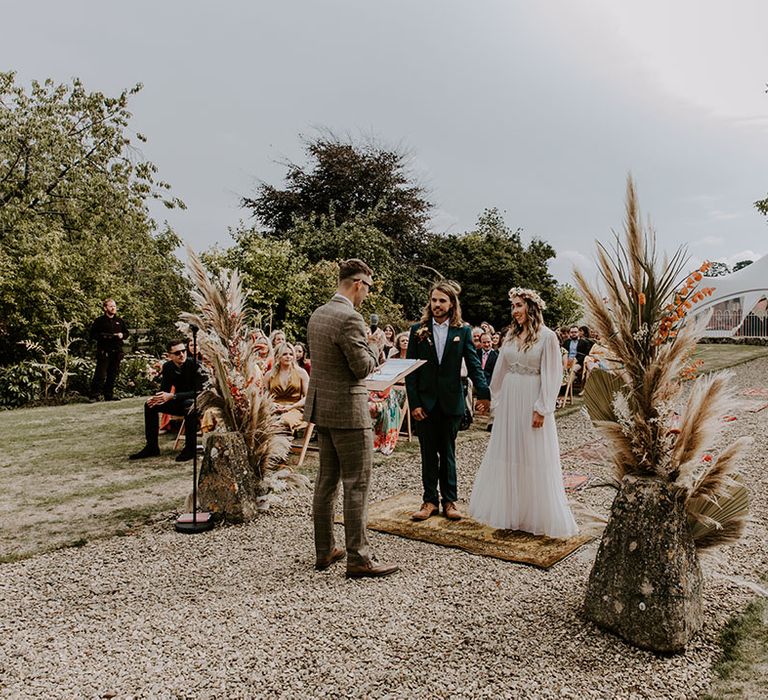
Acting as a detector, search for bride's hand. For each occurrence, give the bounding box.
[532,411,544,428]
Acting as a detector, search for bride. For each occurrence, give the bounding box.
[469,287,578,538]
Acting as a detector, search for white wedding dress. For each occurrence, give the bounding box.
[469,326,578,538]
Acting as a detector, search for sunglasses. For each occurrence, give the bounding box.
[355,278,372,290]
[169,349,187,356]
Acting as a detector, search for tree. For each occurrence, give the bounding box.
[241,133,434,319]
[0,72,188,362]
[550,284,584,327]
[423,208,559,329]
[702,260,731,277]
[732,259,754,272]
[243,132,431,253]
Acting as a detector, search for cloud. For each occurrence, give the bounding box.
[549,250,597,286]
[693,235,724,246]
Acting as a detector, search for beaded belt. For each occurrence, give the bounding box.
[507,362,540,376]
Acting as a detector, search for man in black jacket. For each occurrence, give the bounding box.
[89,299,129,401]
[129,340,206,462]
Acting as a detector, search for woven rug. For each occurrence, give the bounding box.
[742,387,768,398]
[560,442,610,465]
[338,492,592,569]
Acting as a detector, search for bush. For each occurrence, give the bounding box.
[116,352,161,397]
[0,363,46,408]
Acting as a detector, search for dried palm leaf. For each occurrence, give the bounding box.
[687,481,749,550]
[583,370,627,424]
[685,436,753,502]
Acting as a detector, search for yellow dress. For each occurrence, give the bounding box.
[268,368,305,433]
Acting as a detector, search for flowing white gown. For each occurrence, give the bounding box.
[469,326,578,538]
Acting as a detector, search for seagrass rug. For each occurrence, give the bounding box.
[338,492,593,569]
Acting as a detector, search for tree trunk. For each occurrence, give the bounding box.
[196,432,261,523]
[583,475,703,653]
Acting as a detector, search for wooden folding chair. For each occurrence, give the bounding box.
[397,391,412,442]
[562,362,578,406]
[173,418,186,449]
[294,422,316,468]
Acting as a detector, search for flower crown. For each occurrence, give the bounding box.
[508,287,546,310]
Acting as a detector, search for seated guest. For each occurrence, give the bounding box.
[269,328,287,349]
[477,332,498,384]
[266,342,309,435]
[562,325,591,391]
[382,324,397,357]
[294,342,311,375]
[253,332,274,373]
[388,331,409,359]
[368,386,406,456]
[129,340,206,462]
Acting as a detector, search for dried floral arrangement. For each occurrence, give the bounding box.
[576,177,751,550]
[179,249,293,483]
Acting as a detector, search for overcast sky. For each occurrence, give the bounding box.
[5,0,768,283]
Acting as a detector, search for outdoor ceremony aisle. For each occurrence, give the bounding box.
[1,358,767,698]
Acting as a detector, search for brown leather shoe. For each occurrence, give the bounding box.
[346,560,399,579]
[314,547,345,571]
[443,501,463,520]
[411,502,439,521]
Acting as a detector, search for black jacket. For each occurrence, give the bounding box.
[159,358,206,401]
[562,338,593,366]
[476,347,498,383]
[89,314,129,352]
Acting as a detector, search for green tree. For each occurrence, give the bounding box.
[702,260,731,277]
[0,72,189,362]
[732,259,754,272]
[550,283,584,327]
[423,208,559,329]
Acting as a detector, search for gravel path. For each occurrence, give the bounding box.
[2,359,767,699]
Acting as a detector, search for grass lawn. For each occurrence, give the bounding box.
[694,343,768,372]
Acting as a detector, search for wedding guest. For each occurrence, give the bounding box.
[269,329,287,349]
[294,342,311,375]
[253,332,274,373]
[491,332,501,350]
[471,326,483,350]
[388,332,409,359]
[129,340,206,462]
[88,298,129,402]
[406,281,490,521]
[266,343,309,435]
[382,324,397,357]
[305,258,397,578]
[469,288,578,538]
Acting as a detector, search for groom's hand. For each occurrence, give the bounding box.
[412,407,427,421]
[475,399,490,415]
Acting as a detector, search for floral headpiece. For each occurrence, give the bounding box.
[508,287,546,310]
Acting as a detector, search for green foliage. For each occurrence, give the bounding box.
[0,72,190,364]
[550,283,584,327]
[0,362,46,408]
[423,208,559,328]
[703,260,731,277]
[732,259,754,272]
[243,132,431,253]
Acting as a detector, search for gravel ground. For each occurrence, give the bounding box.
[1,359,767,699]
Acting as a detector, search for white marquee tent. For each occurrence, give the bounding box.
[690,254,768,337]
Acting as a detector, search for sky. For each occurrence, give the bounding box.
[4,0,768,284]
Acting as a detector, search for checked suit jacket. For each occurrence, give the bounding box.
[304,296,379,429]
[405,322,490,416]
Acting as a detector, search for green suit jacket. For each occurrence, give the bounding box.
[405,322,490,416]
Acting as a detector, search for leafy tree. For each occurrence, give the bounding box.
[243,133,431,253]
[550,284,584,327]
[0,72,189,363]
[702,260,731,277]
[732,259,754,272]
[423,208,559,329]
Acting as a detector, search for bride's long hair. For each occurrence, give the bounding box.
[505,287,546,352]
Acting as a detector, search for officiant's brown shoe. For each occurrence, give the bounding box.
[346,560,399,579]
[315,547,345,571]
[411,502,439,521]
[443,501,463,520]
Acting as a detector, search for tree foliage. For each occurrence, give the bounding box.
[702,260,731,277]
[423,208,561,329]
[0,72,189,363]
[732,259,753,272]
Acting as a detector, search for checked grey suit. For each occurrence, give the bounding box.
[305,295,379,567]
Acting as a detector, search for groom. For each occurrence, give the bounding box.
[405,280,490,521]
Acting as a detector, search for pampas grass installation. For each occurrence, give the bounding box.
[179,248,292,483]
[576,175,751,550]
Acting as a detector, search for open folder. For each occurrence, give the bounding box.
[364,358,426,391]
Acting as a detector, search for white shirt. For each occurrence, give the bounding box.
[432,318,450,363]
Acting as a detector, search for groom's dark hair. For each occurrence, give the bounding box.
[420,280,464,328]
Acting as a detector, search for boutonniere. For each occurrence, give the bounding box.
[415,326,433,345]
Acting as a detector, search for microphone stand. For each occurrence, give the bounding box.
[175,324,213,533]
